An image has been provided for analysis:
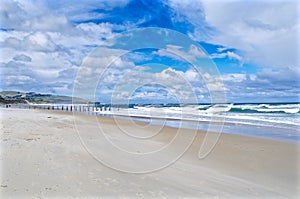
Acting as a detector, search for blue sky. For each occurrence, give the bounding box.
[0,0,299,103]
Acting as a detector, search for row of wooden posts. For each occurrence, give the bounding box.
[10,104,112,113]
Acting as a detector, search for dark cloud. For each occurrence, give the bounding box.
[13,54,32,62]
[223,68,300,102]
[0,0,27,30]
[58,68,78,79]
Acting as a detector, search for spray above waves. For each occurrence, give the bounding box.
[117,103,300,130]
[197,103,300,114]
[129,103,300,116]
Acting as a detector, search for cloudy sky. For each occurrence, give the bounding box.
[0,0,299,103]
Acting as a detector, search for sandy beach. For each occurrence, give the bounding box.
[0,108,299,198]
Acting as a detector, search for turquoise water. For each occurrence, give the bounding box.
[103,103,300,142]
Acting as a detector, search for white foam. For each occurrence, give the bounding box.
[111,105,300,129]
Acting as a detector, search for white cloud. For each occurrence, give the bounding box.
[227,51,242,62]
[155,44,206,62]
[211,51,243,63]
[222,74,247,83]
[169,0,211,40]
[184,69,199,81]
[28,15,72,32]
[220,67,300,102]
[23,32,58,52]
[76,22,124,41]
[201,0,299,68]
[1,0,298,103]
[2,75,36,86]
[0,0,127,94]
[216,47,228,52]
[98,65,218,103]
[0,0,73,32]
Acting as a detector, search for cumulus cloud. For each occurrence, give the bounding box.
[91,61,219,103]
[0,0,73,32]
[222,67,300,102]
[166,0,299,102]
[23,32,59,52]
[1,0,298,103]
[221,74,247,83]
[76,22,125,41]
[169,0,298,68]
[155,44,206,62]
[0,73,37,90]
[201,0,299,68]
[112,67,199,103]
[0,0,126,94]
[211,51,243,63]
[76,51,202,102]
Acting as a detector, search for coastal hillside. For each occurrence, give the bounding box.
[0,91,88,104]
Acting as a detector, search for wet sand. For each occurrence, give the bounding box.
[0,108,299,198]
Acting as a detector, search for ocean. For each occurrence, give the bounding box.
[99,103,300,142]
[20,102,300,142]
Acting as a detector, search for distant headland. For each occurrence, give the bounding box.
[0,91,87,104]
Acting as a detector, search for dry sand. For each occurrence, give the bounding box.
[0,108,299,198]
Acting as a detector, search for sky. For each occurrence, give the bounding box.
[0,0,299,103]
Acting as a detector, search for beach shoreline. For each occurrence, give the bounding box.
[110,114,300,143]
[1,108,299,198]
